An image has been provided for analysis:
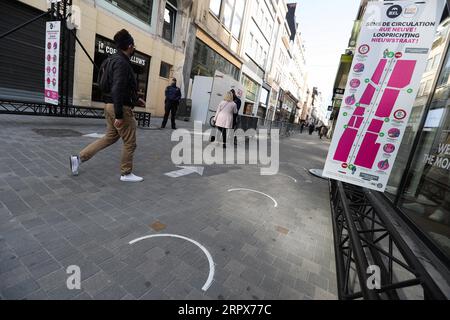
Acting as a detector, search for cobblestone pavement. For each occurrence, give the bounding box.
[0,114,336,300]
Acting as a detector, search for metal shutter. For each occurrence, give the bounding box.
[0,0,74,103]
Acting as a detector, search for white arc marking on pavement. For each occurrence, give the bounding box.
[228,188,278,208]
[165,166,205,178]
[278,173,297,183]
[83,133,105,138]
[129,234,215,292]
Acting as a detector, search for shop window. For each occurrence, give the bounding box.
[438,52,450,86]
[242,75,259,102]
[162,0,177,43]
[190,39,240,80]
[388,20,450,196]
[387,23,450,259]
[105,0,153,25]
[160,61,172,78]
[91,35,150,103]
[398,84,450,260]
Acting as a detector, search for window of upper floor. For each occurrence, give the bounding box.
[105,0,154,25]
[210,0,246,39]
[162,0,177,43]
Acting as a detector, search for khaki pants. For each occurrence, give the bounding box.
[80,104,137,175]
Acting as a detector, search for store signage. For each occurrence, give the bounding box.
[44,21,60,105]
[96,37,148,67]
[323,0,446,192]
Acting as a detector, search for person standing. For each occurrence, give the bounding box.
[161,78,182,130]
[230,89,242,145]
[308,122,316,135]
[230,89,242,129]
[319,125,328,140]
[300,121,305,134]
[70,29,145,182]
[214,91,238,148]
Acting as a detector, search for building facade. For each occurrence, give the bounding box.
[182,0,246,100]
[1,0,314,123]
[1,0,191,117]
[237,0,275,118]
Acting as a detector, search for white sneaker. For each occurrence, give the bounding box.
[70,155,80,176]
[120,173,144,182]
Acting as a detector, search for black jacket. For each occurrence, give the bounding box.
[233,97,242,111]
[165,84,181,104]
[103,51,138,119]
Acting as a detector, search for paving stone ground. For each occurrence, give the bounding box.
[0,114,336,300]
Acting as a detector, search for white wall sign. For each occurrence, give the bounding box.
[323,0,446,192]
[44,21,61,106]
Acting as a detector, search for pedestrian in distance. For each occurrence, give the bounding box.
[300,122,305,134]
[161,78,182,130]
[319,126,328,140]
[230,89,242,130]
[70,29,145,183]
[212,91,238,149]
[230,89,242,145]
[308,122,315,135]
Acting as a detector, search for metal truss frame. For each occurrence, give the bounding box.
[0,99,151,127]
[329,179,446,300]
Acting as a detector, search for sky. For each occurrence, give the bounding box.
[296,0,361,110]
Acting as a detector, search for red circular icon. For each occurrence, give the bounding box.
[358,44,370,55]
[395,52,403,59]
[47,78,51,84]
[394,109,407,120]
[341,163,348,169]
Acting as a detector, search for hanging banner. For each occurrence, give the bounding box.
[44,21,60,105]
[323,0,446,192]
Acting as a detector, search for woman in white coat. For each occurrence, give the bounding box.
[214,91,238,148]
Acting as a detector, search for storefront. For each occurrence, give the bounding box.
[266,88,278,121]
[282,92,297,123]
[384,16,450,264]
[242,74,260,115]
[91,35,151,103]
[190,38,240,81]
[257,86,270,119]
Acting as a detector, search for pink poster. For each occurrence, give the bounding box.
[44,21,60,106]
[323,0,446,192]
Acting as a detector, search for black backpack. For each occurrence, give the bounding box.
[97,58,112,94]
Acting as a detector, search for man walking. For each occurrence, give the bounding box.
[161,78,182,130]
[300,121,305,134]
[70,29,145,182]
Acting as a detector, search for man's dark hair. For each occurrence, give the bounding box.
[114,29,134,50]
[172,78,177,82]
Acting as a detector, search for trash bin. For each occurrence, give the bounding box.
[177,98,192,121]
[237,115,258,131]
